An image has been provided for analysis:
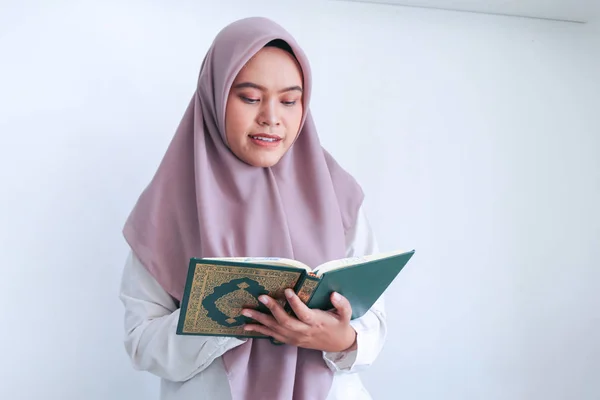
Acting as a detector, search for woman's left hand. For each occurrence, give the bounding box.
[241,289,357,353]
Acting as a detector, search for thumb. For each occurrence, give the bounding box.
[331,292,352,321]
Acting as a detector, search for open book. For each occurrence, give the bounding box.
[176,249,415,338]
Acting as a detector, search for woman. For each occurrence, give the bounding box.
[119,16,387,400]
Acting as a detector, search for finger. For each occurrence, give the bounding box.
[330,292,352,322]
[242,308,278,329]
[243,323,288,343]
[258,294,306,331]
[285,289,314,324]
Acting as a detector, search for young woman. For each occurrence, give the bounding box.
[120,16,387,400]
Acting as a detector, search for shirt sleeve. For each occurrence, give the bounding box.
[322,205,388,373]
[119,250,247,382]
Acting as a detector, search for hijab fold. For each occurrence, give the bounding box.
[124,16,364,400]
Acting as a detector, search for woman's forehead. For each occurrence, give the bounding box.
[234,47,303,86]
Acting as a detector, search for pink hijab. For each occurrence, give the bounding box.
[123,16,364,400]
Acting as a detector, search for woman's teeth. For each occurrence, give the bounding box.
[251,136,277,142]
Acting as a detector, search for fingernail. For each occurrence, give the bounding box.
[285,289,293,299]
[332,292,341,302]
[242,310,252,317]
[259,296,268,304]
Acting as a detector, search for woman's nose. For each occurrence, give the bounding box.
[258,100,280,126]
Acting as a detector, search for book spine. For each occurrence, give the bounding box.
[296,274,320,304]
[284,273,321,316]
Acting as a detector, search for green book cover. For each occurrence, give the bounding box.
[176,249,415,338]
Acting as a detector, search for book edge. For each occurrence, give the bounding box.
[315,249,415,276]
[189,257,311,274]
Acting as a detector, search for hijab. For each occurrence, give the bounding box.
[123,16,364,400]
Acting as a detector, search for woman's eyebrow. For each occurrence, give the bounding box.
[233,82,303,93]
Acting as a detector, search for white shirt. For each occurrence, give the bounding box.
[119,206,387,399]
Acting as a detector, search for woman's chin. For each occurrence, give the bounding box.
[227,140,287,167]
[244,151,286,168]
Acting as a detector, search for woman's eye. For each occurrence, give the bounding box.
[282,100,297,106]
[241,96,259,104]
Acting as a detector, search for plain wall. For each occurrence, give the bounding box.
[0,0,598,399]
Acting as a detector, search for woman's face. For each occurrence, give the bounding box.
[225,46,304,168]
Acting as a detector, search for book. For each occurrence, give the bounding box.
[176,249,415,338]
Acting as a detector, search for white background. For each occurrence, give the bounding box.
[343,0,600,23]
[1,0,598,399]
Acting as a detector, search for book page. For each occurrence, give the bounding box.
[203,257,312,272]
[313,249,411,276]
